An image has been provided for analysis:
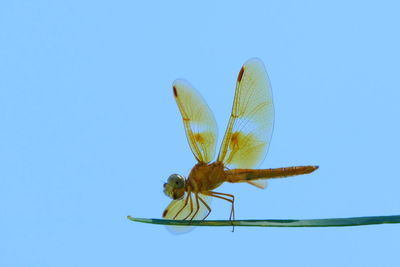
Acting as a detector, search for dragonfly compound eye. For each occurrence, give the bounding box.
[167,174,185,189]
[163,174,186,199]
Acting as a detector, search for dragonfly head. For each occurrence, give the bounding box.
[163,174,186,200]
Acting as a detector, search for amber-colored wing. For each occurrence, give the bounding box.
[218,58,274,188]
[162,193,212,234]
[173,79,218,163]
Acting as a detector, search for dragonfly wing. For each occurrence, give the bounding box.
[162,193,212,234]
[173,80,218,163]
[218,58,274,189]
[247,180,268,189]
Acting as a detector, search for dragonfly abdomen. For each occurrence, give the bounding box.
[225,166,318,183]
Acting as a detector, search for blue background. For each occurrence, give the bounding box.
[1,1,399,266]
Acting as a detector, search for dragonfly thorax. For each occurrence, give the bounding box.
[163,174,186,200]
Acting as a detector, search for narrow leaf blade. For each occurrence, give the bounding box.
[127,215,400,227]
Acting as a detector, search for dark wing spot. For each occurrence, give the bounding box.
[229,132,240,152]
[237,66,245,82]
[162,208,168,217]
[194,133,204,143]
[231,132,239,145]
[173,85,178,97]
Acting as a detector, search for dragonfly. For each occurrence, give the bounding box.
[163,58,318,223]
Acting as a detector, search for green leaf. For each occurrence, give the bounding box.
[127,215,400,227]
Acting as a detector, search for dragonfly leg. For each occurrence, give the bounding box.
[198,195,211,220]
[205,191,236,231]
[209,191,235,220]
[189,193,201,221]
[174,191,191,220]
[182,193,194,220]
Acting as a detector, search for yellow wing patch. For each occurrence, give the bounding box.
[225,131,266,168]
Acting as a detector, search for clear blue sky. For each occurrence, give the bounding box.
[1,1,399,266]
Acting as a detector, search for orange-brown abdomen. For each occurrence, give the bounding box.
[225,165,318,183]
